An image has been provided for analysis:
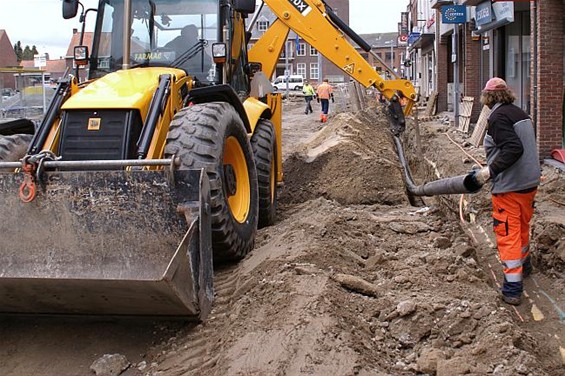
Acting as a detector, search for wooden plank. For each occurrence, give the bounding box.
[470,105,491,147]
[424,91,438,116]
[458,96,474,133]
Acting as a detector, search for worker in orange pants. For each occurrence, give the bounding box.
[316,78,334,123]
[474,77,541,306]
[492,190,536,302]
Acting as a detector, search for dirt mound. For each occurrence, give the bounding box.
[143,105,556,376]
[280,110,407,206]
[532,165,565,271]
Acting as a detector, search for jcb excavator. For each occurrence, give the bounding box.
[0,0,415,319]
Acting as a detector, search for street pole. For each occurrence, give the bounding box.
[453,25,460,129]
[390,43,394,68]
[41,71,47,115]
[284,40,289,97]
[317,52,322,84]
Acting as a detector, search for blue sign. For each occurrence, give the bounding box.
[441,5,467,24]
[475,2,493,26]
[408,32,421,45]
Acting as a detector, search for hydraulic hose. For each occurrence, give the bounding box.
[324,4,372,52]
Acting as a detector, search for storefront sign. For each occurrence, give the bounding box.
[492,1,514,21]
[441,5,467,24]
[408,32,421,45]
[475,1,514,33]
[426,13,436,30]
[475,2,493,26]
[400,12,409,37]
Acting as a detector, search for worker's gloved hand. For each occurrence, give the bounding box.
[472,166,492,186]
[331,94,335,103]
[317,97,320,103]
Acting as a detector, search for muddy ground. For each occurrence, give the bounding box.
[0,95,563,376]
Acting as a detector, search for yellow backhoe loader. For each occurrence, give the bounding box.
[0,0,415,319]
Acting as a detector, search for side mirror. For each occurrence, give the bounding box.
[63,0,79,19]
[212,43,227,64]
[74,45,89,66]
[233,0,256,15]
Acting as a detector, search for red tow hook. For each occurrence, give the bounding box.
[19,162,37,203]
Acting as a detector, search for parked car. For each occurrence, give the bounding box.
[272,75,304,91]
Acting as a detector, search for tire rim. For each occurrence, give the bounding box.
[224,136,250,223]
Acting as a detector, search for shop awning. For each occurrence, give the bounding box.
[408,34,435,52]
[475,17,513,34]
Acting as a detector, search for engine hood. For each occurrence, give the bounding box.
[62,67,185,111]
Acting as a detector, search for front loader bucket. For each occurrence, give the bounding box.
[0,169,213,319]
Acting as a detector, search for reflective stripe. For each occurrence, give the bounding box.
[502,259,523,269]
[504,273,522,282]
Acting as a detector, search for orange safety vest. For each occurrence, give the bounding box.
[316,82,333,100]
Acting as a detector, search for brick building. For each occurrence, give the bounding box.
[248,0,350,84]
[0,30,19,90]
[457,0,564,159]
[358,32,402,77]
[407,0,564,160]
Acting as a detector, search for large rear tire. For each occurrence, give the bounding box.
[0,134,32,170]
[250,119,277,228]
[165,102,258,262]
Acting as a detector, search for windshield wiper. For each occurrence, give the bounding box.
[171,39,207,70]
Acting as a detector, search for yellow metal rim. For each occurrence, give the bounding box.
[224,136,250,223]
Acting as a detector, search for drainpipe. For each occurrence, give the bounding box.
[531,0,538,135]
[453,24,460,129]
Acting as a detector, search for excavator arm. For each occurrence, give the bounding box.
[248,0,416,131]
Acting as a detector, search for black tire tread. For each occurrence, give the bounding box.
[165,102,258,262]
[0,134,32,163]
[250,119,277,228]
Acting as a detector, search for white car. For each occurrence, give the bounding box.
[271,75,304,91]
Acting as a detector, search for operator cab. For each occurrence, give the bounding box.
[90,0,218,82]
[63,0,257,93]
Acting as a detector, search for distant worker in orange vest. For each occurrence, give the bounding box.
[316,78,334,123]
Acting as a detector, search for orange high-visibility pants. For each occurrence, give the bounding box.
[491,190,537,283]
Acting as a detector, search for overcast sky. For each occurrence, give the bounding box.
[0,0,407,59]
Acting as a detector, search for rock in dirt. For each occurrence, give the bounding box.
[396,300,417,317]
[332,273,380,298]
[90,354,130,376]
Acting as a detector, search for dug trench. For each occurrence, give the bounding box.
[0,96,563,376]
[141,99,565,375]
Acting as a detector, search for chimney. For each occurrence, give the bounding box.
[73,28,78,34]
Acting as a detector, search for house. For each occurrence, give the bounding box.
[358,32,401,77]
[65,28,94,81]
[0,29,19,90]
[19,59,68,85]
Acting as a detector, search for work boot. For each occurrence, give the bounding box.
[501,294,522,306]
[501,279,523,306]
